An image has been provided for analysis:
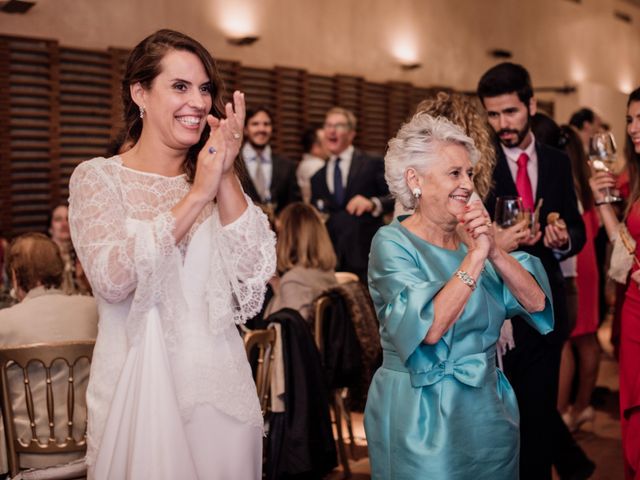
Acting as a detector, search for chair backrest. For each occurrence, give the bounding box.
[313,295,332,352]
[334,271,359,285]
[0,340,95,476]
[244,327,277,416]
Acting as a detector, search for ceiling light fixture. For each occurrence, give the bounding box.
[226,36,260,46]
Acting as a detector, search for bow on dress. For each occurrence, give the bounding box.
[409,351,492,388]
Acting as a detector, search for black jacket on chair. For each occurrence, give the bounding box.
[265,308,337,480]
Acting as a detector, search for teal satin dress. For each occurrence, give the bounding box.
[365,219,554,480]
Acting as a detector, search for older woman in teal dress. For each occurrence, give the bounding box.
[365,113,554,479]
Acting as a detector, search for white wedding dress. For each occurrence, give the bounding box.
[68,156,276,480]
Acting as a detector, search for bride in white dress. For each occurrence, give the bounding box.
[68,30,275,480]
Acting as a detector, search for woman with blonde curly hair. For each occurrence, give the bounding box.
[417,91,496,200]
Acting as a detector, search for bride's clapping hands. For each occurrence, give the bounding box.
[192,91,246,202]
[218,91,246,175]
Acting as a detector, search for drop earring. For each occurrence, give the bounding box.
[139,105,145,119]
[412,187,422,199]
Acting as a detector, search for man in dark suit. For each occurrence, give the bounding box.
[478,62,593,480]
[310,107,392,281]
[240,106,300,214]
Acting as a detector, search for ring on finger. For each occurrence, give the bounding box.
[232,132,241,140]
[208,146,217,155]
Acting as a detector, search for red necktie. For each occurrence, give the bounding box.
[516,152,534,210]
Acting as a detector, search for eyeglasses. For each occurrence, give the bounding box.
[323,122,351,132]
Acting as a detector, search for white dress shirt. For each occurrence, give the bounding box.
[242,143,273,190]
[325,145,354,193]
[297,153,325,203]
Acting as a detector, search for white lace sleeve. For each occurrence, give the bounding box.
[68,160,177,306]
[212,200,276,325]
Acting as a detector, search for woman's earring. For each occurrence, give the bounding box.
[412,187,422,199]
[139,105,145,119]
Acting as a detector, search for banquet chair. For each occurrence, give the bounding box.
[0,340,95,480]
[313,294,354,478]
[334,271,359,285]
[244,327,277,416]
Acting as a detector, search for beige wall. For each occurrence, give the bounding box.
[1,0,639,138]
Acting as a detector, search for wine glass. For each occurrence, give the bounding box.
[495,196,524,228]
[589,132,622,203]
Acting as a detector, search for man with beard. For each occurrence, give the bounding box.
[310,107,392,281]
[478,62,593,480]
[240,106,300,214]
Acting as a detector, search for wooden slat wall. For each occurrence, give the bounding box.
[58,47,113,200]
[0,34,446,238]
[274,67,305,159]
[2,37,57,235]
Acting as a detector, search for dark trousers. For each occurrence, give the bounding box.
[503,320,590,480]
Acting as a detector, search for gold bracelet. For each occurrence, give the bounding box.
[455,270,477,291]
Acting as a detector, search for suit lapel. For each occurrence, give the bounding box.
[345,149,364,199]
[270,154,281,198]
[494,148,518,197]
[534,142,550,203]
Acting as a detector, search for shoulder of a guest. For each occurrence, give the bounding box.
[353,148,382,162]
[536,141,569,161]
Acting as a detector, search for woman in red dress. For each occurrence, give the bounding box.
[557,125,601,431]
[591,87,640,479]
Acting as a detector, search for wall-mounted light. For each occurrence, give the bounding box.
[489,49,513,59]
[400,62,422,71]
[0,0,35,13]
[226,36,260,47]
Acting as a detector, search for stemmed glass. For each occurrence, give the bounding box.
[495,196,524,228]
[589,132,622,203]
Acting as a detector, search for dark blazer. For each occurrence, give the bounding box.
[240,150,301,214]
[265,308,338,480]
[310,149,392,280]
[485,141,586,342]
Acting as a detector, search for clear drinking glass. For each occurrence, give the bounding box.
[589,132,622,203]
[495,196,524,228]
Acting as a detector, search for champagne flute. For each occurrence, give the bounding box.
[589,132,622,203]
[495,196,524,228]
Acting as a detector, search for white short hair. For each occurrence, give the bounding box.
[385,112,480,210]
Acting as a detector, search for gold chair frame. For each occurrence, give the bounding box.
[0,341,95,478]
[244,327,277,417]
[314,294,356,479]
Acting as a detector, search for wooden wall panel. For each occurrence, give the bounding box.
[2,36,56,235]
[361,81,389,155]
[216,59,240,105]
[0,34,446,238]
[0,40,12,236]
[58,47,113,201]
[303,73,335,129]
[108,48,130,142]
[274,67,305,160]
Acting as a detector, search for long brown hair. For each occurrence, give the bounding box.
[416,91,496,200]
[559,125,594,209]
[122,29,226,182]
[276,203,336,274]
[626,87,640,214]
